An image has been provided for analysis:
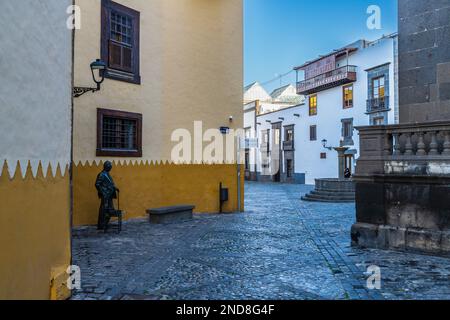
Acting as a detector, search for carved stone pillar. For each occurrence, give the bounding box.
[429,131,439,155]
[416,132,426,156]
[443,131,450,156]
[404,133,413,155]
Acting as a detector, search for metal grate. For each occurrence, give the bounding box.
[102,116,137,150]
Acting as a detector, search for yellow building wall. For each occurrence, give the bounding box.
[74,0,243,162]
[0,161,71,300]
[73,0,244,225]
[73,162,244,226]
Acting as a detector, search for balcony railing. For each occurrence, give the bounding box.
[283,140,294,151]
[355,121,450,177]
[296,65,357,95]
[367,96,390,113]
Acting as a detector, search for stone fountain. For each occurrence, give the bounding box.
[301,146,355,203]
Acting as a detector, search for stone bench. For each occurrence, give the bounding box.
[146,205,195,224]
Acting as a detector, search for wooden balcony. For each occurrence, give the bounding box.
[296,65,357,95]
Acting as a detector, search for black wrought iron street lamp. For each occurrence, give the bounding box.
[322,139,333,151]
[73,59,106,98]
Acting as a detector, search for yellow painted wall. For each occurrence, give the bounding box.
[74,0,243,162]
[73,0,244,220]
[0,161,71,300]
[73,162,244,226]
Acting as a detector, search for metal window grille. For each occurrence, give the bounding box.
[102,116,137,151]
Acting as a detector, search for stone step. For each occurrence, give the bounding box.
[301,194,355,203]
[304,194,355,202]
[310,190,355,197]
[315,187,355,193]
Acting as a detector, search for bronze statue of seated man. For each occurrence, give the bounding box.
[95,161,120,231]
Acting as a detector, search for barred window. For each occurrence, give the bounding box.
[97,108,142,157]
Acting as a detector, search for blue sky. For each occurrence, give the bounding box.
[244,0,398,93]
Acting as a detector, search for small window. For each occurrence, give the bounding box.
[343,122,352,138]
[320,153,327,159]
[274,128,280,145]
[285,128,294,142]
[309,95,317,116]
[101,0,140,84]
[310,125,317,141]
[262,130,269,144]
[262,129,270,155]
[343,85,353,109]
[373,117,384,125]
[341,118,354,145]
[97,108,142,157]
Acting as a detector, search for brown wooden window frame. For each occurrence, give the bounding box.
[309,95,318,116]
[343,84,354,109]
[97,108,143,157]
[101,0,141,84]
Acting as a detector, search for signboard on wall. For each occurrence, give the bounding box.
[303,55,336,79]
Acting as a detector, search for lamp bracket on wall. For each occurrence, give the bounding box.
[73,85,100,98]
[73,59,106,98]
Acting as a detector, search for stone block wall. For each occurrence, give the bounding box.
[399,0,450,122]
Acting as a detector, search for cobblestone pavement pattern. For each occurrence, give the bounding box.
[72,182,450,300]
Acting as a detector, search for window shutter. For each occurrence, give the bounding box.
[108,41,133,73]
[109,41,122,69]
[122,46,133,71]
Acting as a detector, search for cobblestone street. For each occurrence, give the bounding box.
[72,182,450,300]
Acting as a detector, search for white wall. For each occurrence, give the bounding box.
[0,0,73,178]
[252,37,397,185]
[298,37,396,184]
[243,102,257,172]
[256,106,302,177]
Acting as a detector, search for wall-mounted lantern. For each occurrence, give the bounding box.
[73,59,106,98]
[322,139,333,151]
[220,126,230,134]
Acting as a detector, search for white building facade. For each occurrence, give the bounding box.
[243,83,304,181]
[244,34,399,185]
